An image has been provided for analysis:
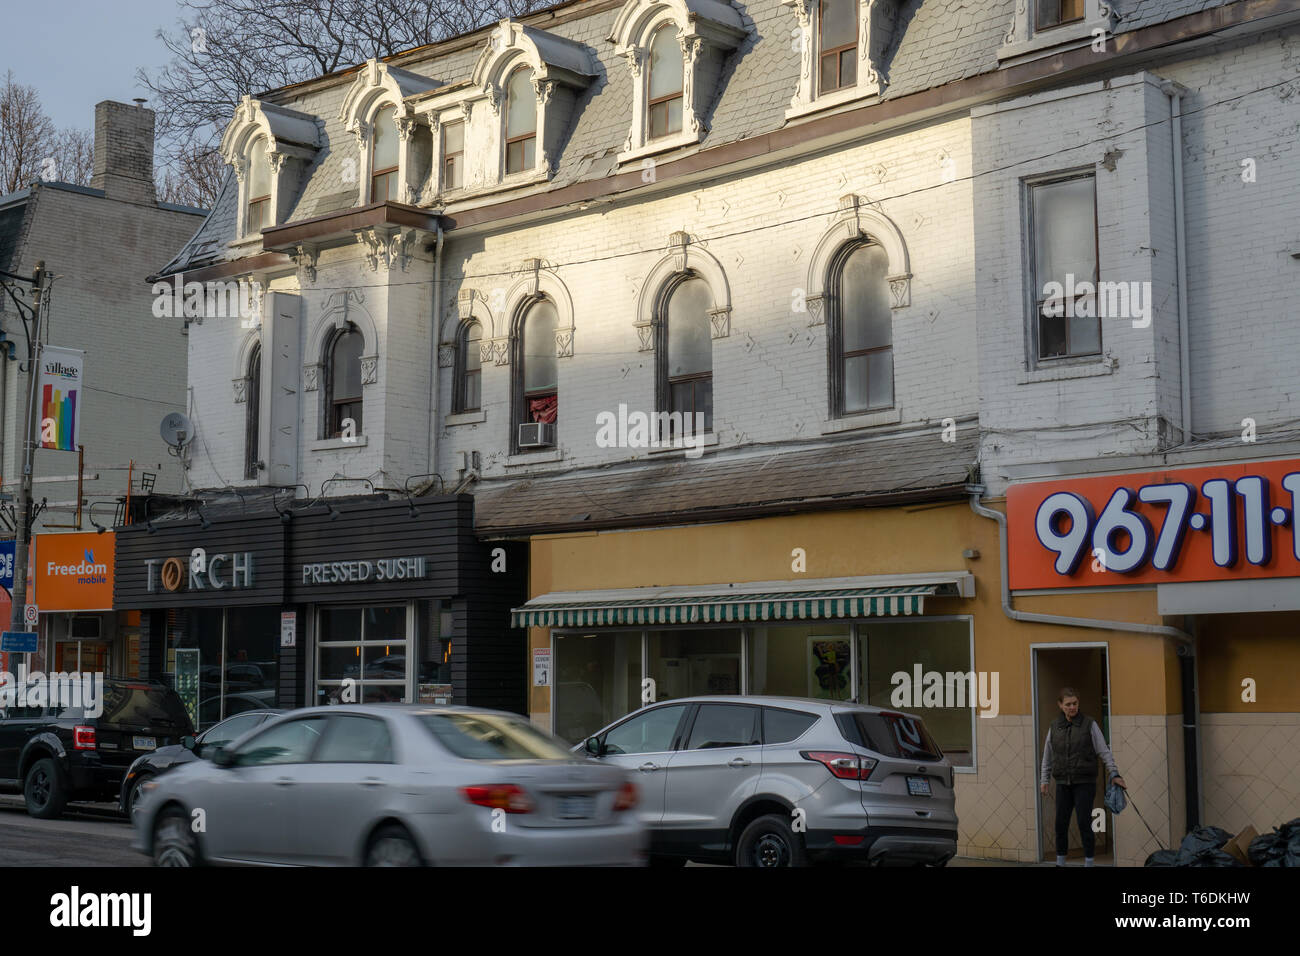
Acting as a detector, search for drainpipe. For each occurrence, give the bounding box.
[427,224,444,477]
[968,485,1200,839]
[1162,81,1192,445]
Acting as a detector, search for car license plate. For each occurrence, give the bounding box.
[555,794,594,820]
[133,736,157,751]
[906,775,932,797]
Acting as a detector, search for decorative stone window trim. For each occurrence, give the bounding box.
[220,96,321,239]
[306,290,380,393]
[636,232,733,349]
[783,0,898,121]
[609,0,747,164]
[232,326,262,403]
[338,59,440,205]
[999,0,1117,62]
[807,194,911,311]
[502,258,577,361]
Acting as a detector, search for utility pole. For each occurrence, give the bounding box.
[9,260,46,636]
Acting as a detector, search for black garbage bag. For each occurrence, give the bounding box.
[1248,819,1300,867]
[1144,849,1179,867]
[1173,826,1234,864]
[1184,848,1245,867]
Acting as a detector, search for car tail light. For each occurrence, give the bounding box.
[801,750,877,780]
[462,784,534,814]
[612,781,638,812]
[73,726,96,750]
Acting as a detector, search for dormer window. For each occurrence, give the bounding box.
[610,0,747,163]
[818,0,857,94]
[245,137,271,232]
[370,105,400,201]
[220,97,321,244]
[785,0,891,119]
[504,67,537,174]
[1000,0,1115,61]
[339,60,439,206]
[647,25,683,139]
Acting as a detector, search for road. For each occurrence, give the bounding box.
[0,797,146,867]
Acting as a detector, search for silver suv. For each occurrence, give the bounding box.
[579,695,957,867]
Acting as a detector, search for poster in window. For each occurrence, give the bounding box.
[808,637,851,700]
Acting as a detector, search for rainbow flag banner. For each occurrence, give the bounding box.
[38,346,85,451]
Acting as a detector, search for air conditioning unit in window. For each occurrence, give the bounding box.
[518,422,555,448]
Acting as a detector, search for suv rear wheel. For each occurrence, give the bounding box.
[24,758,68,819]
[736,813,808,868]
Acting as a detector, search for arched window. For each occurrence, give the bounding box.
[246,136,271,231]
[455,320,483,413]
[244,344,261,479]
[831,242,893,415]
[516,298,558,438]
[370,104,399,201]
[505,67,537,174]
[647,25,683,140]
[658,276,713,437]
[818,0,858,94]
[326,328,364,438]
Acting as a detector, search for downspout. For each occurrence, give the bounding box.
[968,485,1200,839]
[1162,81,1192,445]
[427,224,444,477]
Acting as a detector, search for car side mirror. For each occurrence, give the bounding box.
[181,735,197,751]
[211,746,236,767]
[585,736,604,757]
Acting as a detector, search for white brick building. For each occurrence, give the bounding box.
[151,0,1300,866]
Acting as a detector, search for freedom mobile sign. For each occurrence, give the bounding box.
[37,346,84,451]
[1007,458,1300,589]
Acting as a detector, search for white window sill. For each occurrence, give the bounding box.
[1017,357,1116,385]
[646,432,719,457]
[311,435,369,451]
[506,447,563,467]
[227,234,265,250]
[785,85,881,124]
[446,410,486,427]
[617,130,702,167]
[998,20,1105,63]
[821,407,902,435]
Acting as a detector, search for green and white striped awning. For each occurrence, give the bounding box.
[511,582,948,629]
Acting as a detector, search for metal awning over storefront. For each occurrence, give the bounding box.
[511,573,974,628]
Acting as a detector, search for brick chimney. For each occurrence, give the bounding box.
[90,100,156,205]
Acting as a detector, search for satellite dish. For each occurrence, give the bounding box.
[160,412,195,448]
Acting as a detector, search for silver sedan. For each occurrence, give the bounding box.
[130,704,645,866]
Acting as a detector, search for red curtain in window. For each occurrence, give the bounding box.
[528,395,557,424]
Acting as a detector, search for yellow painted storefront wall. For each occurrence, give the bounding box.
[517,499,1297,862]
[526,500,1180,720]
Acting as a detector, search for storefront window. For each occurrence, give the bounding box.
[748,623,853,700]
[316,604,410,705]
[648,629,742,701]
[553,631,639,745]
[168,607,281,731]
[857,618,974,767]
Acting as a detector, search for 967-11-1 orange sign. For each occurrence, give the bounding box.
[1006,458,1300,590]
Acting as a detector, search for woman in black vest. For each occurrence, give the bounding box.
[1038,687,1125,866]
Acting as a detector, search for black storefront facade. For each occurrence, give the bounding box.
[113,495,526,730]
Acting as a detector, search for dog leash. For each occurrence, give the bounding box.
[1123,791,1168,852]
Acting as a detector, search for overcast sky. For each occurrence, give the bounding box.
[2,0,184,132]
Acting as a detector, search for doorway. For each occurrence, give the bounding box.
[1032,644,1113,864]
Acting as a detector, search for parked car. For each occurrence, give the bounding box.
[0,678,194,819]
[131,704,645,866]
[119,709,284,816]
[577,695,958,867]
